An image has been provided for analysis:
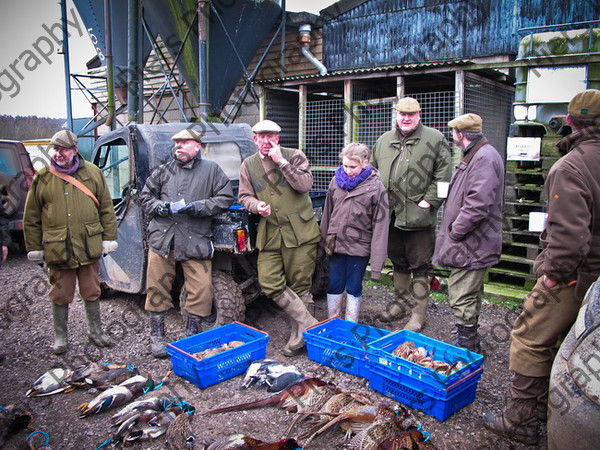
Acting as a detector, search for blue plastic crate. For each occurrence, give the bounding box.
[366,330,484,421]
[166,322,269,389]
[303,317,390,378]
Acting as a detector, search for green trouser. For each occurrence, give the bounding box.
[509,277,579,377]
[448,268,486,325]
[257,239,318,298]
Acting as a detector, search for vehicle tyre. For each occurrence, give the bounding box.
[0,173,21,217]
[311,253,329,300]
[179,271,245,330]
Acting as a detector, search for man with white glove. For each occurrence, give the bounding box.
[24,130,118,355]
[140,129,233,358]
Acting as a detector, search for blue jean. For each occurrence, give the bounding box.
[328,253,369,296]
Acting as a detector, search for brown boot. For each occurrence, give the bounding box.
[273,288,318,357]
[483,398,539,445]
[483,373,547,445]
[379,271,411,322]
[452,323,481,352]
[404,274,430,332]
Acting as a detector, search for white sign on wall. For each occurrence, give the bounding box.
[507,137,542,161]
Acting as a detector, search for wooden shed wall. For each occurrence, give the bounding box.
[323,0,600,70]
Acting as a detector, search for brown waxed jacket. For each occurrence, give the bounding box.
[320,168,390,278]
[534,126,600,300]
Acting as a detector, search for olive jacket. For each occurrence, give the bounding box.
[140,155,234,261]
[534,125,600,300]
[371,123,451,230]
[24,155,117,269]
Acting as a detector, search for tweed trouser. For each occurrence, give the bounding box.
[387,226,434,275]
[145,250,213,317]
[509,277,579,377]
[448,268,487,325]
[258,242,317,298]
[49,261,100,305]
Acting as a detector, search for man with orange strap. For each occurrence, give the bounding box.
[24,130,117,355]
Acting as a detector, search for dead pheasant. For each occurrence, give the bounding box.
[204,434,300,449]
[377,426,437,450]
[302,403,408,448]
[284,383,341,436]
[347,407,408,450]
[204,378,329,415]
[298,392,373,440]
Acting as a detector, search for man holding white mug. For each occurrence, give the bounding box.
[433,113,504,352]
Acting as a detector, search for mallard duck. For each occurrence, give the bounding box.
[77,375,153,418]
[26,368,73,397]
[165,412,195,449]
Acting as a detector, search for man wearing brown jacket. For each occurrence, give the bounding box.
[484,90,600,445]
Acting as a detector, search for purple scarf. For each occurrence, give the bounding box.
[51,155,80,175]
[335,164,372,190]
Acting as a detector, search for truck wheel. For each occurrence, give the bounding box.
[0,173,20,217]
[311,254,329,300]
[179,271,246,331]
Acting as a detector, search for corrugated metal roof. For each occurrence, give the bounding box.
[257,59,473,84]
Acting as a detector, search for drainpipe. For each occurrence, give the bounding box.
[198,0,210,118]
[127,0,140,123]
[299,24,327,76]
[60,0,73,130]
[104,0,115,129]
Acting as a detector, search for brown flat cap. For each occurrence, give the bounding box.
[252,120,281,134]
[448,113,483,132]
[396,97,421,113]
[568,89,600,118]
[51,129,78,148]
[171,129,203,142]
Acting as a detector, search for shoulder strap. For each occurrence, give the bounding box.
[48,166,100,208]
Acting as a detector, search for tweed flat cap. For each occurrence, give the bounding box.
[448,113,483,132]
[252,120,281,134]
[171,129,203,142]
[568,89,600,118]
[395,97,421,113]
[51,129,78,148]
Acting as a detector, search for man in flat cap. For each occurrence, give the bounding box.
[140,128,234,358]
[434,113,504,352]
[372,97,451,332]
[484,89,600,444]
[24,129,118,354]
[238,119,320,357]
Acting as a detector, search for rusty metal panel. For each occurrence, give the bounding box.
[323,0,600,70]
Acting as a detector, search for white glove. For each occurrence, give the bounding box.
[27,250,44,261]
[102,241,119,255]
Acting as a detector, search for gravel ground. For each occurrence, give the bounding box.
[0,251,547,449]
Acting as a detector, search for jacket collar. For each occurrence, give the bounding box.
[557,125,600,155]
[393,122,423,144]
[460,137,488,166]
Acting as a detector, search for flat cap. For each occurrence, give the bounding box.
[51,129,78,148]
[448,113,483,132]
[252,120,281,134]
[395,97,421,113]
[171,129,203,142]
[568,89,600,118]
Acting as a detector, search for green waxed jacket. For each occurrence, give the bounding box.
[24,156,117,269]
[372,123,451,230]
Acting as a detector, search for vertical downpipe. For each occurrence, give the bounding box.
[127,0,140,123]
[60,0,73,130]
[104,0,115,129]
[198,0,210,118]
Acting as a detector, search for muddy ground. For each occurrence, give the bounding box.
[0,251,546,449]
